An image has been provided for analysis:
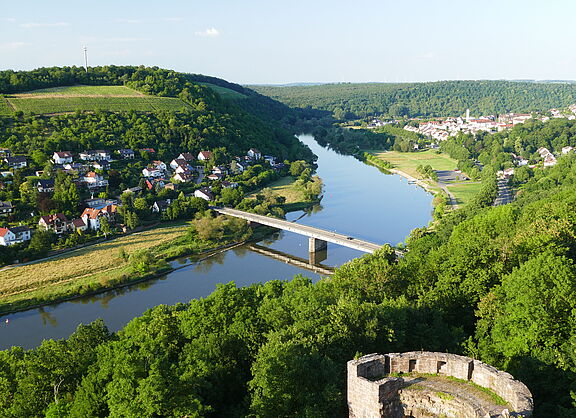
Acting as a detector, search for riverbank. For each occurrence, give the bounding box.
[0,201,320,316]
[363,150,484,210]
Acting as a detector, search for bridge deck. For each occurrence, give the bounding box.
[214,207,382,254]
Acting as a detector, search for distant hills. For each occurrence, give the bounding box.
[251,80,576,120]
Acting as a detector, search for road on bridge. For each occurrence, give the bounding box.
[213,207,384,254]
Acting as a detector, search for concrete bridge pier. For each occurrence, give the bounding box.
[309,247,327,265]
[309,237,328,254]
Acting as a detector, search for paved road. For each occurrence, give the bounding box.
[493,178,513,206]
[214,207,383,254]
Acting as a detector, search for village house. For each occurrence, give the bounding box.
[0,201,13,215]
[194,187,214,201]
[164,182,177,191]
[38,213,70,235]
[177,152,195,162]
[139,148,156,154]
[63,162,86,172]
[145,178,166,191]
[5,156,27,169]
[151,200,171,213]
[231,161,245,173]
[142,167,164,178]
[71,218,88,233]
[52,151,73,165]
[173,171,195,183]
[0,225,31,246]
[92,161,110,170]
[79,150,111,162]
[84,197,106,208]
[197,151,213,161]
[221,181,238,189]
[174,164,191,175]
[82,171,108,188]
[247,148,262,160]
[207,173,223,181]
[0,149,11,158]
[170,158,188,170]
[562,146,574,154]
[37,179,55,193]
[544,154,558,167]
[123,186,143,194]
[81,204,117,230]
[117,149,135,159]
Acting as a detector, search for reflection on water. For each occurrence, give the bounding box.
[0,134,433,350]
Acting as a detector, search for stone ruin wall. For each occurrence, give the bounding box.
[347,352,533,418]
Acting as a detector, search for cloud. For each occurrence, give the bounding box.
[164,17,184,22]
[20,22,69,28]
[3,18,16,23]
[195,27,220,38]
[115,18,141,24]
[107,37,150,42]
[0,42,29,52]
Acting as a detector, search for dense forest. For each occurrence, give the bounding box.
[251,80,576,120]
[1,120,575,416]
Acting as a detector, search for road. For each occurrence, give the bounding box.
[493,178,513,206]
[213,207,383,254]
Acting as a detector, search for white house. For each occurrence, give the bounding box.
[82,171,108,188]
[0,226,31,246]
[5,156,27,169]
[177,152,195,162]
[194,187,214,201]
[118,149,135,159]
[53,151,73,165]
[79,150,111,161]
[544,154,557,167]
[174,171,195,183]
[197,151,213,161]
[142,167,164,178]
[562,146,574,154]
[81,205,117,230]
[247,148,262,160]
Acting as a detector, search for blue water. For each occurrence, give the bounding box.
[0,135,432,349]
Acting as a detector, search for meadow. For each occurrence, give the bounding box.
[0,96,13,115]
[0,224,189,313]
[198,82,248,100]
[368,149,482,207]
[11,85,143,97]
[4,85,192,114]
[369,149,458,178]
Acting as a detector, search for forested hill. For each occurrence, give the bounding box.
[0,66,310,160]
[250,80,576,120]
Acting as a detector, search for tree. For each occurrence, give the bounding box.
[99,217,112,237]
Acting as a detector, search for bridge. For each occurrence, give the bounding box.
[213,207,383,256]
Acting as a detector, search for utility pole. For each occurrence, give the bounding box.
[83,46,88,72]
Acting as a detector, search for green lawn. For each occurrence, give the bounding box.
[447,182,483,206]
[7,96,191,114]
[197,82,248,100]
[10,85,143,96]
[368,149,458,178]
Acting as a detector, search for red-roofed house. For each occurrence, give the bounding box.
[38,213,70,234]
[0,226,31,246]
[81,205,118,230]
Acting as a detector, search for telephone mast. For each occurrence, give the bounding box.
[83,46,88,72]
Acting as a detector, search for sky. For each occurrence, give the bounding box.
[1,0,575,85]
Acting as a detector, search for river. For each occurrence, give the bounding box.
[0,135,433,350]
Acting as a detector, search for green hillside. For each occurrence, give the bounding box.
[11,85,142,96]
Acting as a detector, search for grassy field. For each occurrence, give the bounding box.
[446,182,483,206]
[248,176,322,204]
[369,149,458,178]
[198,82,248,100]
[0,224,189,312]
[10,85,143,97]
[7,96,191,114]
[4,85,192,114]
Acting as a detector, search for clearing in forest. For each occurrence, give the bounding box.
[4,85,191,114]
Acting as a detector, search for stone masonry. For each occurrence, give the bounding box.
[347,352,533,418]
